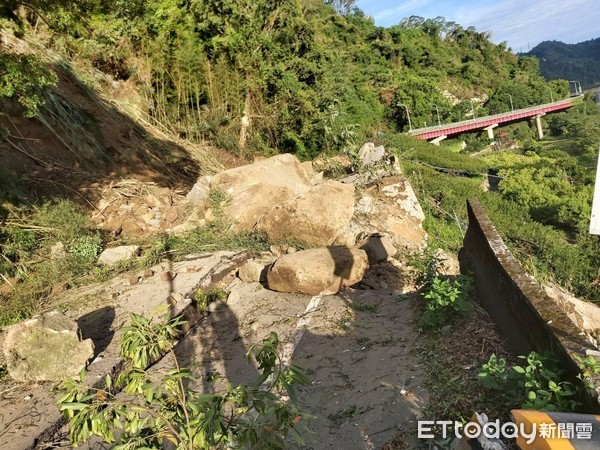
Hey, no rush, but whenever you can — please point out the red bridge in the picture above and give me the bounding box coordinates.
[408,95,583,144]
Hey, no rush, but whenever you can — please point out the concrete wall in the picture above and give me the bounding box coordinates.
[459,198,599,410]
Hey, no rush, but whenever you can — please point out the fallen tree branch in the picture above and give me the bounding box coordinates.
[4,138,51,168]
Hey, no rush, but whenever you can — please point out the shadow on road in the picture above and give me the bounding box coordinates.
[77,305,116,358]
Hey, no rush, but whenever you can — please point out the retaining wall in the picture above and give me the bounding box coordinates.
[459,198,599,411]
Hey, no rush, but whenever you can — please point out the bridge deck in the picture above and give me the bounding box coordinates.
[408,95,583,140]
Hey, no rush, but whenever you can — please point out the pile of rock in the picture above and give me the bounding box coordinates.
[212,143,428,295]
[92,144,426,254]
[341,174,427,251]
[92,180,205,237]
[1,143,431,386]
[91,144,427,294]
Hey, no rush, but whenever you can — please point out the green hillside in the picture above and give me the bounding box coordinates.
[1,3,568,159]
[524,38,600,88]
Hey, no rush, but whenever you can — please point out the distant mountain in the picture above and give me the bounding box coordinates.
[523,38,600,88]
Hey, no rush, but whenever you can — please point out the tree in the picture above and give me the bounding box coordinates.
[0,53,57,116]
[325,0,357,15]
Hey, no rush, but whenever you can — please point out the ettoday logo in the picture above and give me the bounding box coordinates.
[418,419,593,444]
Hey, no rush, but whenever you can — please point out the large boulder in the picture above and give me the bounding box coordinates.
[267,246,369,295]
[340,175,427,251]
[98,245,141,265]
[3,311,94,382]
[544,283,600,349]
[210,154,313,231]
[257,180,355,246]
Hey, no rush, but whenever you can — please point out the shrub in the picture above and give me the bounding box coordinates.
[421,276,471,330]
[385,134,488,176]
[406,247,444,288]
[1,228,37,264]
[0,53,58,116]
[401,148,600,301]
[478,352,580,412]
[59,314,310,449]
[195,288,228,312]
[575,355,600,390]
[68,234,102,261]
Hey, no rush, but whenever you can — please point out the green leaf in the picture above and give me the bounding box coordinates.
[60,402,90,411]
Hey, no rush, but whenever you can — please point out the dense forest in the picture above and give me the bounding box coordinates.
[0,0,599,319]
[524,38,600,88]
[1,0,568,159]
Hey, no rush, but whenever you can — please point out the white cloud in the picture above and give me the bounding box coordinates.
[369,0,432,22]
[357,0,600,51]
[449,0,595,50]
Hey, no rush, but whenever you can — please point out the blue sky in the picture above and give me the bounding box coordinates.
[356,0,600,52]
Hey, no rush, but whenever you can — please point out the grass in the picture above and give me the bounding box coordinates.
[440,140,465,154]
[406,248,517,432]
[0,197,273,328]
[419,304,516,424]
[194,287,228,313]
[401,161,478,253]
[1,199,103,326]
[382,133,489,177]
[392,134,600,301]
[352,302,379,313]
[541,136,577,155]
[333,310,354,334]
[328,405,358,426]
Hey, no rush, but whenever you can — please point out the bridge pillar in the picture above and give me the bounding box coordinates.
[430,135,447,146]
[483,124,498,140]
[534,114,545,139]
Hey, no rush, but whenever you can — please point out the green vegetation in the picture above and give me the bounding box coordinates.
[0,198,270,327]
[391,98,600,301]
[414,248,586,431]
[194,288,228,313]
[0,53,58,116]
[478,352,579,412]
[0,200,102,325]
[575,355,600,390]
[2,2,567,159]
[413,248,514,425]
[388,134,488,176]
[421,276,471,330]
[524,38,600,88]
[59,314,309,449]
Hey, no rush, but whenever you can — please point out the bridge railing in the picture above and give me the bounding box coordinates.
[407,95,583,136]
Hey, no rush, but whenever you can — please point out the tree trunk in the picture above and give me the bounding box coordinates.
[239,91,252,150]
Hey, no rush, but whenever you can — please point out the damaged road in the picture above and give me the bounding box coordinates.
[160,260,427,450]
